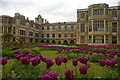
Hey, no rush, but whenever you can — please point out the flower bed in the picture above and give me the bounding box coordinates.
[1,44,120,79]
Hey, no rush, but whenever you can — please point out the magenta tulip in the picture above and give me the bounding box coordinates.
[55,57,62,66]
[13,50,20,54]
[14,54,23,60]
[84,57,89,64]
[99,60,106,66]
[31,57,40,66]
[62,57,68,63]
[45,59,54,70]
[40,72,58,80]
[20,57,30,65]
[64,70,74,79]
[78,57,89,64]
[109,60,116,67]
[105,60,110,66]
[79,65,90,75]
[117,53,120,57]
[111,59,117,64]
[72,59,78,66]
[0,57,8,65]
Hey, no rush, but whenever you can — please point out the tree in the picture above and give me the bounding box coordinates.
[2,33,18,42]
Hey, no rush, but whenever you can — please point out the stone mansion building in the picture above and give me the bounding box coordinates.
[0,3,120,45]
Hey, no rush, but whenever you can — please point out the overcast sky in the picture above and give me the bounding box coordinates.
[0,0,120,23]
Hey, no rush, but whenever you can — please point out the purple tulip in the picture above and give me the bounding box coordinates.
[31,57,40,66]
[99,60,106,66]
[84,57,89,64]
[13,50,20,54]
[109,60,116,67]
[40,75,51,80]
[14,54,23,60]
[111,59,117,64]
[45,59,54,70]
[72,59,78,66]
[27,53,35,58]
[46,72,58,79]
[62,57,68,63]
[56,59,62,66]
[42,57,48,62]
[55,57,62,66]
[23,51,30,54]
[38,54,44,60]
[0,57,8,65]
[117,53,120,57]
[64,70,74,79]
[79,65,90,75]
[78,57,84,62]
[108,53,114,58]
[105,60,110,66]
[34,56,41,64]
[40,72,58,80]
[20,57,30,65]
[78,57,89,64]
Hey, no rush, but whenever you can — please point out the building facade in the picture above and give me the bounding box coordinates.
[0,3,120,45]
[77,3,120,45]
[40,22,77,44]
[0,13,41,43]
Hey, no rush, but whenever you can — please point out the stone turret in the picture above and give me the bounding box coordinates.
[35,14,44,24]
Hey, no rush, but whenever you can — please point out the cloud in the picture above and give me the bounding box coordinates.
[0,0,120,23]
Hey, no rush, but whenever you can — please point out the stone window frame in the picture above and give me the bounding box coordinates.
[47,34,49,38]
[80,23,85,33]
[93,20,104,31]
[80,13,85,19]
[64,33,67,37]
[52,34,55,37]
[29,32,33,36]
[35,33,39,37]
[112,22,117,32]
[20,30,26,35]
[93,36,104,43]
[93,8,104,15]
[70,33,74,37]
[58,34,61,37]
[41,34,44,38]
[112,10,117,17]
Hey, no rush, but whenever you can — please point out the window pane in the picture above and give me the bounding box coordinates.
[93,21,104,31]
[93,36,104,43]
[93,9,104,15]
[112,11,117,17]
[89,21,92,31]
[80,13,85,19]
[112,22,117,32]
[80,24,85,33]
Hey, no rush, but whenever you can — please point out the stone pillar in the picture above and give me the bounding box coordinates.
[11,27,13,35]
[104,35,106,44]
[92,20,93,31]
[92,35,93,43]
[104,20,106,31]
[7,27,8,33]
[3,26,4,34]
[109,36,112,44]
[118,21,120,44]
